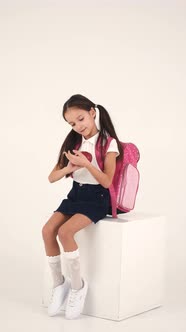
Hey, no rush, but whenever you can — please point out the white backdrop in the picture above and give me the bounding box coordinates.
[0,0,186,307]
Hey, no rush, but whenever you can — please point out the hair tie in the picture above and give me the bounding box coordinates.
[94,105,100,130]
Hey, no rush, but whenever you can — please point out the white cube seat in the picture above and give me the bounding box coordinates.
[42,212,166,321]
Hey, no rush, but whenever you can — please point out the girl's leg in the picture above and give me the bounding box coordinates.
[42,212,71,288]
[58,213,92,290]
[57,213,92,319]
[42,211,71,256]
[57,213,92,252]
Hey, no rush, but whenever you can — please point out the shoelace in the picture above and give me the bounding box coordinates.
[49,279,66,303]
[49,289,55,303]
[68,290,83,307]
[49,286,59,303]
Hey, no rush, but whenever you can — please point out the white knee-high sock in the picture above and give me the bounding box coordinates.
[48,254,64,288]
[63,248,83,290]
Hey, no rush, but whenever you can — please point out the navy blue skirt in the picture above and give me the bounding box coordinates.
[53,181,110,223]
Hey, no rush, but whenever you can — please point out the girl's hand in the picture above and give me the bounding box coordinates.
[66,161,82,174]
[64,150,91,168]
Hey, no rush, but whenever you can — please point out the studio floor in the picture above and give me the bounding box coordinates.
[0,280,185,332]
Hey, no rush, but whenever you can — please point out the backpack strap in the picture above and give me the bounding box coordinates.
[95,135,112,169]
[108,184,118,218]
[104,137,118,217]
[96,136,118,218]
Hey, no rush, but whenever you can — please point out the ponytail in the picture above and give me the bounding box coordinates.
[56,130,82,171]
[97,105,123,160]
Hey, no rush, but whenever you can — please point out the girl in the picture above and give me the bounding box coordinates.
[42,94,123,320]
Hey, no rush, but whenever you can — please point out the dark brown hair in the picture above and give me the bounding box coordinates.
[56,94,123,172]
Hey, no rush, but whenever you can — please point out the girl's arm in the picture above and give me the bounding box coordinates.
[65,150,117,188]
[48,163,81,183]
[48,164,69,183]
[85,152,117,188]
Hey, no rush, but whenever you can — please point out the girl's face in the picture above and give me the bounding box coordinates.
[64,107,98,139]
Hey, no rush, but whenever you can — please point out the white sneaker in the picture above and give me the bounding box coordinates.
[65,279,88,319]
[48,277,71,316]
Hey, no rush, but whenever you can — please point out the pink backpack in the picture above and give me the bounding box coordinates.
[74,136,140,218]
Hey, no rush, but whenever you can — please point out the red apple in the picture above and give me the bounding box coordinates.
[81,151,92,162]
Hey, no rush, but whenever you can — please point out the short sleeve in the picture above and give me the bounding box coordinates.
[106,138,120,157]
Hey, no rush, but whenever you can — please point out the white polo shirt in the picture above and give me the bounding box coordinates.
[73,132,119,184]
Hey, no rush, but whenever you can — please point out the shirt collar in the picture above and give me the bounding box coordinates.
[82,131,100,145]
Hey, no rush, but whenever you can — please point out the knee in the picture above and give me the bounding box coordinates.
[57,226,73,242]
[42,223,57,242]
